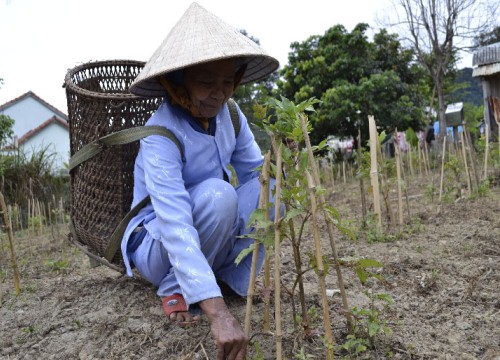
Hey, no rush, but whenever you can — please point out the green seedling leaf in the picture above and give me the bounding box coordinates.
[368,321,381,338]
[358,259,384,268]
[234,243,256,265]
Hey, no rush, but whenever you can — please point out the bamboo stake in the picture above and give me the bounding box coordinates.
[27,199,31,237]
[299,113,353,333]
[273,144,283,360]
[244,152,271,337]
[438,135,447,204]
[306,171,335,359]
[394,129,404,226]
[0,192,20,296]
[357,128,367,224]
[423,141,431,175]
[408,145,414,176]
[377,145,396,228]
[368,116,382,228]
[37,200,43,235]
[464,128,479,190]
[460,132,472,197]
[418,144,423,176]
[342,161,346,184]
[483,124,489,180]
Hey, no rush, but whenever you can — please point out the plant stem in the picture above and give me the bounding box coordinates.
[306,171,335,359]
[273,144,283,360]
[368,116,382,228]
[299,112,353,334]
[244,152,271,337]
[0,191,21,296]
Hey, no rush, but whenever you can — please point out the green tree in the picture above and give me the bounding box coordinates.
[0,78,15,147]
[0,114,14,148]
[276,24,424,144]
[473,26,500,48]
[231,30,279,150]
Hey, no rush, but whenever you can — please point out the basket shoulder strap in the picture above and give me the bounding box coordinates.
[104,195,151,262]
[69,125,184,171]
[227,98,240,138]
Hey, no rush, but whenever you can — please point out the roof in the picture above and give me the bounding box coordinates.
[3,115,69,150]
[0,91,67,120]
[473,42,500,67]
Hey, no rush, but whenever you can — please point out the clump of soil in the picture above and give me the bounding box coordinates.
[1,178,499,359]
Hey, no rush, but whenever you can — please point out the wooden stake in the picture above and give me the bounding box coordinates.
[0,192,20,296]
[244,152,271,337]
[438,135,447,204]
[357,128,367,224]
[299,113,353,333]
[273,144,283,360]
[460,132,472,197]
[483,124,489,180]
[306,171,335,359]
[394,129,404,226]
[342,161,346,184]
[418,144,423,176]
[368,116,382,228]
[464,127,479,190]
[408,145,414,176]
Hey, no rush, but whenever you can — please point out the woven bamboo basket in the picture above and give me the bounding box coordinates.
[64,60,162,271]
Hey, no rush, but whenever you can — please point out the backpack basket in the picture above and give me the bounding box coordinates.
[64,60,163,271]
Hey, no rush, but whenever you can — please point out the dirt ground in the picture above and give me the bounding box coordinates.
[1,172,499,360]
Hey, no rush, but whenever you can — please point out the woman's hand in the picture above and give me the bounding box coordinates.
[199,297,248,360]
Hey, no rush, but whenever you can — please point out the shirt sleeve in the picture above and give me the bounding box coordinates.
[139,134,222,304]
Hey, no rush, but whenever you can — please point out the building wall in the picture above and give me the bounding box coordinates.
[1,96,61,138]
[19,122,70,174]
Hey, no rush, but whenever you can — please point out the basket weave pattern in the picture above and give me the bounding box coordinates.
[65,60,162,266]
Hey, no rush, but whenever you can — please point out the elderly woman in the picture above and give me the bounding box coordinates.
[121,3,279,359]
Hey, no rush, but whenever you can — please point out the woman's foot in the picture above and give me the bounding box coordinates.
[162,294,201,327]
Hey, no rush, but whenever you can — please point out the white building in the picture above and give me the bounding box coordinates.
[0,91,69,174]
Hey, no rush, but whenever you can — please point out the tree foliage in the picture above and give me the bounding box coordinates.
[275,23,424,145]
[473,26,500,48]
[231,30,278,151]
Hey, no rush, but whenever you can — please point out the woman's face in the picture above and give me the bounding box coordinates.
[183,59,237,118]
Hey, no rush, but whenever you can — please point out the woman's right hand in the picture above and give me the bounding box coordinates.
[199,297,248,360]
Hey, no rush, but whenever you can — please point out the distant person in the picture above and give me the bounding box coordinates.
[120,3,279,359]
[426,125,435,149]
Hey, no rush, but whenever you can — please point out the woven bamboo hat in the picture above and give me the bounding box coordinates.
[129,2,279,97]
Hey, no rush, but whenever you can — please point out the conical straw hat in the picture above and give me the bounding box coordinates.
[130,2,279,97]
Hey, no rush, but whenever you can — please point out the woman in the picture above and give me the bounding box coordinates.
[121,3,279,359]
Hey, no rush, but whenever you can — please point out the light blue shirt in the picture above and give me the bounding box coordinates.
[120,100,263,300]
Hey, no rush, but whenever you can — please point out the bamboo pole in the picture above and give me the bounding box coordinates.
[464,128,479,190]
[394,129,404,226]
[438,135,447,204]
[368,116,382,228]
[244,152,271,337]
[0,192,20,296]
[357,128,367,224]
[273,145,283,360]
[408,145,414,176]
[418,144,423,176]
[483,124,489,180]
[423,141,431,175]
[460,132,472,197]
[299,113,353,333]
[342,161,346,184]
[306,171,335,359]
[377,145,396,228]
